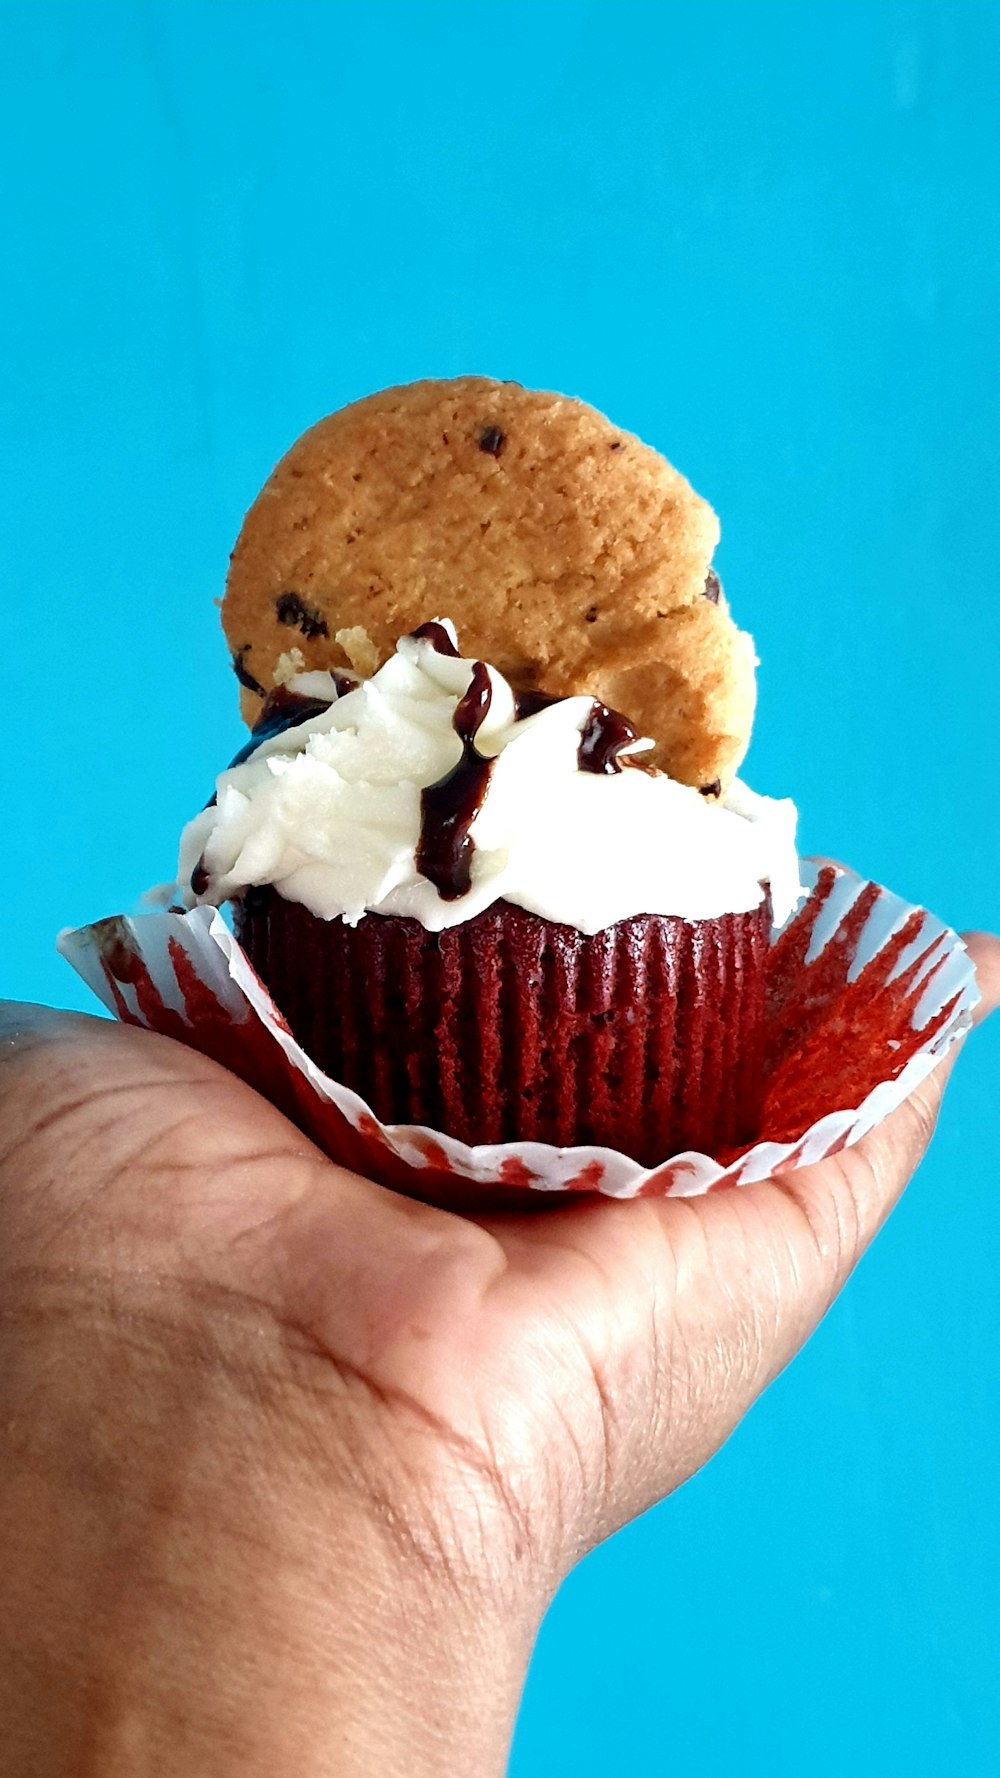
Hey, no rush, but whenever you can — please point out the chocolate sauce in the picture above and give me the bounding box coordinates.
[516,686,645,776]
[408,620,460,657]
[512,687,562,721]
[417,662,495,900]
[577,701,643,775]
[202,679,356,816]
[223,683,345,772]
[413,627,563,726]
[224,624,652,909]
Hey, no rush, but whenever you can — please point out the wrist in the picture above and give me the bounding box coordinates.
[0,1269,541,1777]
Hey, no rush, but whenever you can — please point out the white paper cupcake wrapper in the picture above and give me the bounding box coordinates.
[58,861,978,1203]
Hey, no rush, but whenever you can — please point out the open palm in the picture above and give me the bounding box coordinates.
[4,932,997,1599]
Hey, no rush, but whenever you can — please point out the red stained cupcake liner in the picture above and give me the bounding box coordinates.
[233,891,770,1165]
[58,863,979,1205]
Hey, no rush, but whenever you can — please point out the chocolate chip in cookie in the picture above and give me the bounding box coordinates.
[478,425,506,457]
[275,592,330,639]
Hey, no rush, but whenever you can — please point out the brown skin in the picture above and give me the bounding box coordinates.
[2,931,999,1777]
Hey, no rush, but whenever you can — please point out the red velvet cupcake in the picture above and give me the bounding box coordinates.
[178,380,802,1167]
[233,891,770,1166]
[180,622,800,1166]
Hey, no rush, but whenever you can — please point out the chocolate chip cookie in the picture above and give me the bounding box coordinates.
[222,377,755,789]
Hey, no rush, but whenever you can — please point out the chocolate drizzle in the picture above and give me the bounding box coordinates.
[417,662,495,900]
[512,687,562,721]
[222,617,655,913]
[516,688,644,775]
[198,679,354,878]
[416,663,650,901]
[225,681,353,772]
[408,620,461,656]
[577,701,643,775]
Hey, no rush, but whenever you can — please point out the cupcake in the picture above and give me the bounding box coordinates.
[177,378,801,1166]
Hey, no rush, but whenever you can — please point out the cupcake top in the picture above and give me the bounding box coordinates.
[180,379,801,937]
[178,621,801,935]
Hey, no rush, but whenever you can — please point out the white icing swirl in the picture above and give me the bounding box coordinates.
[177,624,802,934]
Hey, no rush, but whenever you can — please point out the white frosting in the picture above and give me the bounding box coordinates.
[178,624,802,934]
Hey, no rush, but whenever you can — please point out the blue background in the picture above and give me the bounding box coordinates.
[2,3,998,1771]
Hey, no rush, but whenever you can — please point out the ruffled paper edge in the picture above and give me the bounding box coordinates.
[57,861,979,1201]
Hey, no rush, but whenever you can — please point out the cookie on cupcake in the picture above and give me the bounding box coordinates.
[223,377,756,794]
[178,378,798,1165]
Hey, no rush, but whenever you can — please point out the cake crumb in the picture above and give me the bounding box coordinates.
[335,625,379,677]
[272,647,306,686]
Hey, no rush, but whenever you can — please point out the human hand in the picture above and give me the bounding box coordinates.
[2,931,998,1777]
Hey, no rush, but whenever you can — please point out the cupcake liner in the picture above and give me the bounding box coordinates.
[234,890,769,1164]
[57,863,979,1204]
